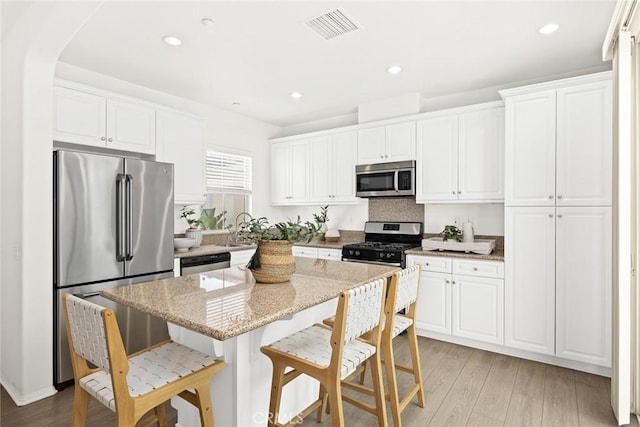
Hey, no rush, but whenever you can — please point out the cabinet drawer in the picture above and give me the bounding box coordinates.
[408,255,452,273]
[318,248,342,261]
[453,259,504,278]
[292,246,318,258]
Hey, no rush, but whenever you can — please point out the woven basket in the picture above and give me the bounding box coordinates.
[250,240,296,284]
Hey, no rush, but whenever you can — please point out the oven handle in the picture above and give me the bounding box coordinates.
[341,257,402,267]
[394,170,399,192]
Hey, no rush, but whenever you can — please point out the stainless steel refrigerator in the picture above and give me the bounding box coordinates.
[53,150,174,389]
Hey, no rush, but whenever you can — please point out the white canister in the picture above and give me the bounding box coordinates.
[462,221,474,243]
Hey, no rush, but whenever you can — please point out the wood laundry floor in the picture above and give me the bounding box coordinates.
[1,337,620,426]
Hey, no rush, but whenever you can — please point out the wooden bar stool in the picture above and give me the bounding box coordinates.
[325,265,425,427]
[260,279,388,427]
[63,293,226,427]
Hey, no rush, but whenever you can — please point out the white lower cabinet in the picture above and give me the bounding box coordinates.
[407,255,504,345]
[230,249,256,267]
[505,206,612,367]
[292,246,342,261]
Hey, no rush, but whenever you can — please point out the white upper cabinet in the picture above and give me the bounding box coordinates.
[53,85,106,147]
[156,111,205,205]
[556,81,613,207]
[457,107,504,201]
[271,140,309,205]
[357,121,416,164]
[503,76,612,207]
[416,116,458,201]
[417,103,504,203]
[54,83,156,154]
[309,131,358,204]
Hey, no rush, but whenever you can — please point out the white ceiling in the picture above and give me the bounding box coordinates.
[8,1,617,127]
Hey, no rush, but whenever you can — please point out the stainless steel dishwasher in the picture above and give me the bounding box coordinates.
[180,252,231,275]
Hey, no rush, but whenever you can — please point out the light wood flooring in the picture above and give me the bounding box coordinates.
[1,337,619,426]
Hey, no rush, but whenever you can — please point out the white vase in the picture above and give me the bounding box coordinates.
[185,229,203,247]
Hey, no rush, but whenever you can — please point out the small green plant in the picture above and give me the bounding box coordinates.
[441,224,462,242]
[200,208,230,230]
[179,206,203,230]
[313,205,329,224]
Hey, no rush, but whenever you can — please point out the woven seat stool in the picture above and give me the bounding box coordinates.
[261,279,388,427]
[63,293,226,427]
[323,265,425,427]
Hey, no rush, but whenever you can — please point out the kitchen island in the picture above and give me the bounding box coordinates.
[102,257,399,427]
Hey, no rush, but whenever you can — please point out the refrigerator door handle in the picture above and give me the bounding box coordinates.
[125,174,134,261]
[116,174,126,262]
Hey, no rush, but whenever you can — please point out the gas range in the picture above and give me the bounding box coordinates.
[342,221,423,267]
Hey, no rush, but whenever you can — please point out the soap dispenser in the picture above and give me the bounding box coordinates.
[462,220,475,243]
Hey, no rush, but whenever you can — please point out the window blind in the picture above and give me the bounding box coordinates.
[205,151,252,194]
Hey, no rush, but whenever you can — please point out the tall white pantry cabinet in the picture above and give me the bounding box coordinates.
[501,72,612,369]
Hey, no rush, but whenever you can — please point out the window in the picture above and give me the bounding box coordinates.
[203,151,252,231]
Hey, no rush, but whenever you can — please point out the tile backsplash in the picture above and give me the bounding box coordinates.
[368,197,424,222]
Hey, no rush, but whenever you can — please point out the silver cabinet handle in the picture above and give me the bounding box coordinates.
[452,280,456,285]
[557,195,563,199]
[548,195,553,199]
[108,137,113,142]
[549,214,553,218]
[473,267,478,271]
[100,136,106,141]
[452,191,456,195]
[557,214,563,218]
[424,262,429,266]
[380,155,384,159]
[445,280,450,284]
[458,191,461,194]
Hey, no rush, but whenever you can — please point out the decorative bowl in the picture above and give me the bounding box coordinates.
[174,238,196,252]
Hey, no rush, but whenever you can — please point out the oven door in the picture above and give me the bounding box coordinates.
[342,257,402,267]
[355,162,415,198]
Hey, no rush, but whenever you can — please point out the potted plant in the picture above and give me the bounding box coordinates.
[236,212,323,283]
[180,206,204,247]
[441,224,462,242]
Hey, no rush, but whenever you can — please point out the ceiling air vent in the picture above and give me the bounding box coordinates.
[304,8,361,40]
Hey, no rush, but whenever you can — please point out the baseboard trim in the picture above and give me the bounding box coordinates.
[0,377,57,406]
[417,329,612,377]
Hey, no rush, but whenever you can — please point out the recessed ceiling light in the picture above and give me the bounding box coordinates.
[387,65,402,75]
[538,23,559,35]
[290,92,303,100]
[201,18,215,27]
[162,35,183,46]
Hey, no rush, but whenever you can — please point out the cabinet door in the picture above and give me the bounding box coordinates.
[357,127,386,164]
[458,107,504,201]
[53,85,106,147]
[270,142,290,204]
[385,121,416,162]
[556,81,612,206]
[415,271,451,334]
[230,249,256,267]
[309,136,332,202]
[504,91,556,206]
[556,207,611,367]
[452,274,504,344]
[156,111,205,204]
[416,116,458,202]
[504,207,556,355]
[289,141,309,203]
[331,131,358,202]
[106,98,156,154]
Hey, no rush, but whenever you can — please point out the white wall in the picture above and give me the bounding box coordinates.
[1,2,102,405]
[55,62,282,234]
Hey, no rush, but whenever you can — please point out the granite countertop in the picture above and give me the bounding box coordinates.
[102,257,399,341]
[292,238,362,250]
[174,244,256,258]
[405,247,504,261]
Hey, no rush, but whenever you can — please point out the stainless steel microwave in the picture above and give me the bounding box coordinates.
[355,160,416,198]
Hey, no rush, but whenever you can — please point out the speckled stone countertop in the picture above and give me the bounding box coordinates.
[102,257,399,341]
[293,238,362,250]
[174,244,256,259]
[406,247,504,261]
